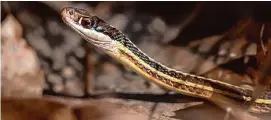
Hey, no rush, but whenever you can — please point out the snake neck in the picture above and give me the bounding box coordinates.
[90,19,253,101]
[119,38,254,100]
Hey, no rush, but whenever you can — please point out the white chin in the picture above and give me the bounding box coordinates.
[64,17,119,54]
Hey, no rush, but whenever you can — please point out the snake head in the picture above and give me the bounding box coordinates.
[61,7,119,53]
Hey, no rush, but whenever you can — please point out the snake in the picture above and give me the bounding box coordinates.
[61,7,271,113]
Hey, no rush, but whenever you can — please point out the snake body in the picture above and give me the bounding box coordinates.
[61,7,271,113]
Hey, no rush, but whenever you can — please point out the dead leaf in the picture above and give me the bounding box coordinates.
[1,15,45,98]
[2,98,76,120]
[2,97,149,120]
[202,56,257,86]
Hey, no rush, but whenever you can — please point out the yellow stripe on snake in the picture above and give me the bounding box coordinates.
[61,7,271,113]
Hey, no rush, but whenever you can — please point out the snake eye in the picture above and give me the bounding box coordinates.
[80,18,93,28]
[68,10,74,15]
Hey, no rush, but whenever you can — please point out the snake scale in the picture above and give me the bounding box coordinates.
[61,7,271,113]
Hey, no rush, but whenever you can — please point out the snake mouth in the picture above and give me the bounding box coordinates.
[62,15,116,53]
[61,7,113,46]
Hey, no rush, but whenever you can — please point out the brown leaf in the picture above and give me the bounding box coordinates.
[1,15,45,98]
[2,97,149,120]
[2,98,76,120]
[246,22,271,103]
[202,56,257,86]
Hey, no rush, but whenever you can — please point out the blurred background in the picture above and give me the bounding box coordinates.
[1,1,271,120]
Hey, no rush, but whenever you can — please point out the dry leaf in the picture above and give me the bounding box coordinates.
[2,98,76,120]
[1,15,45,98]
[2,97,149,120]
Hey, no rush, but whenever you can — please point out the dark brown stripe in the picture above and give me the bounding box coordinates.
[93,19,251,100]
[119,49,250,101]
[118,40,251,98]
